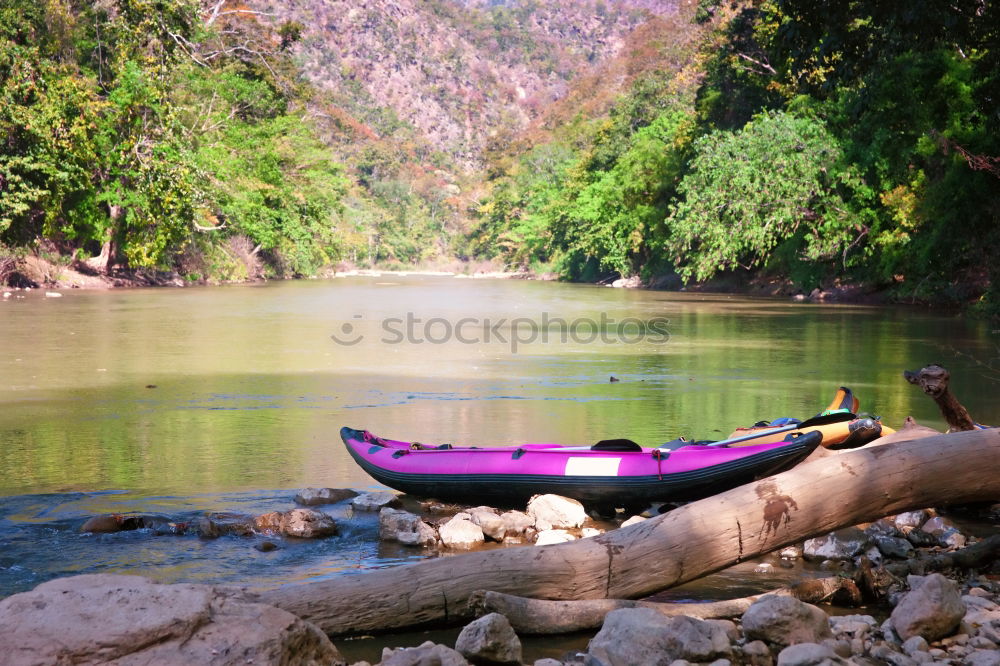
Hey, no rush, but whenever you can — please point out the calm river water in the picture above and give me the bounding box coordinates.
[1,276,997,653]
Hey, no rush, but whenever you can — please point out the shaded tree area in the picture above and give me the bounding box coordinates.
[472,0,1000,315]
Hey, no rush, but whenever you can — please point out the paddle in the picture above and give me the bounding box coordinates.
[700,410,857,448]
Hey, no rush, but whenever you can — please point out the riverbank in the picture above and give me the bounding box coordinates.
[3,249,989,314]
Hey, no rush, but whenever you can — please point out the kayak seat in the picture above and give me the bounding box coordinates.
[656,437,690,451]
[591,438,642,452]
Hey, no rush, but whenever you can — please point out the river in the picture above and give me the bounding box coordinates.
[1,276,997,656]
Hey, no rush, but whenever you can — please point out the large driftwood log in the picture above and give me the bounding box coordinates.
[904,364,977,431]
[468,577,860,634]
[259,429,1000,636]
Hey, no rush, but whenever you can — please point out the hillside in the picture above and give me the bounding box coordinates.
[248,0,681,169]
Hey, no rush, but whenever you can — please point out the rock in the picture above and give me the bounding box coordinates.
[828,614,877,639]
[775,642,846,666]
[870,644,917,666]
[864,518,899,537]
[535,529,576,546]
[294,487,358,506]
[254,509,336,538]
[581,527,603,538]
[890,573,966,641]
[904,528,939,548]
[620,515,646,528]
[468,507,506,541]
[0,574,343,666]
[780,547,802,560]
[965,650,1000,666]
[499,510,534,535]
[901,635,928,655]
[281,508,337,538]
[255,540,279,552]
[351,492,402,511]
[533,660,563,666]
[196,512,256,538]
[803,527,868,560]
[587,608,732,664]
[454,612,522,665]
[754,563,774,574]
[875,535,916,559]
[526,494,587,529]
[80,514,125,533]
[820,638,851,658]
[611,276,642,288]
[741,596,833,647]
[380,508,438,547]
[381,640,470,666]
[741,640,773,666]
[894,510,929,532]
[439,516,485,549]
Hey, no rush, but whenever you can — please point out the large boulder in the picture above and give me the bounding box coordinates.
[526,494,586,529]
[803,527,868,561]
[0,574,343,666]
[587,608,732,665]
[741,596,833,647]
[254,508,337,538]
[380,640,470,666]
[294,487,358,506]
[890,573,966,641]
[454,613,522,665]
[439,515,486,549]
[379,508,438,547]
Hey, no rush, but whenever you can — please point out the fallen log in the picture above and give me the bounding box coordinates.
[258,429,1000,636]
[468,577,859,634]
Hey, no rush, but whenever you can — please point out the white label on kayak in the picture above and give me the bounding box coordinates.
[565,457,621,476]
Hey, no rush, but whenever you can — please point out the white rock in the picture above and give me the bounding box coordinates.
[581,527,603,538]
[803,527,868,560]
[526,494,586,529]
[499,510,534,535]
[776,642,847,666]
[534,529,576,546]
[894,510,929,531]
[467,506,506,541]
[44,291,62,298]
[439,516,485,549]
[588,608,732,664]
[620,515,646,528]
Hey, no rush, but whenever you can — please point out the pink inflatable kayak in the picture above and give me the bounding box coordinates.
[340,426,822,507]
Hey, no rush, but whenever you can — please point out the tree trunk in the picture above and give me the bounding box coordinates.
[904,364,977,431]
[258,429,1000,636]
[469,577,860,634]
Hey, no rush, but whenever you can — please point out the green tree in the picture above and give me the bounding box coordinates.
[666,110,866,282]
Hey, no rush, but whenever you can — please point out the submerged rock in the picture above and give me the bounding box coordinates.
[0,574,343,666]
[293,487,358,506]
[254,508,336,539]
[351,492,402,511]
[196,512,256,538]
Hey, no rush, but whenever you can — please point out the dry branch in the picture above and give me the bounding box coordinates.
[904,364,977,431]
[258,429,1000,636]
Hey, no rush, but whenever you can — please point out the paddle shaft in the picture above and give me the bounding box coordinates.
[703,412,855,448]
